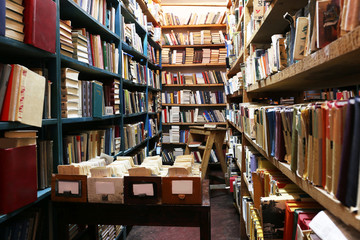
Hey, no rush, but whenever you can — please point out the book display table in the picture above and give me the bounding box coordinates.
[53,180,211,240]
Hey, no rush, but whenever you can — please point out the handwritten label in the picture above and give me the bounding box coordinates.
[58,181,79,194]
[133,184,154,196]
[95,182,115,195]
[172,180,193,195]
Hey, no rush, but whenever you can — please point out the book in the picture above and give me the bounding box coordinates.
[92,80,103,118]
[23,0,56,53]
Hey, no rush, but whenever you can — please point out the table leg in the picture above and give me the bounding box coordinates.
[200,209,211,240]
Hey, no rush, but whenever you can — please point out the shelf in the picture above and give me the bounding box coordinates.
[162,122,227,126]
[243,133,360,231]
[148,35,162,50]
[227,120,242,133]
[162,44,225,48]
[161,24,227,29]
[162,103,227,107]
[0,36,55,60]
[246,0,307,46]
[243,172,254,200]
[61,55,119,79]
[121,42,148,62]
[162,142,187,146]
[59,0,120,43]
[123,138,148,155]
[227,90,243,99]
[227,49,244,78]
[120,4,147,36]
[122,79,147,88]
[236,12,244,32]
[148,86,161,92]
[148,111,161,115]
[163,84,223,87]
[0,188,51,224]
[247,26,360,92]
[149,130,162,140]
[62,115,121,124]
[123,112,147,118]
[136,0,161,27]
[147,60,161,70]
[0,119,58,130]
[162,63,226,68]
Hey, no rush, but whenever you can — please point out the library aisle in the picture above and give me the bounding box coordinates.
[126,190,241,240]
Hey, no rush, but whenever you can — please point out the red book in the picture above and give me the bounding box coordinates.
[23,0,56,53]
[0,145,37,214]
[0,65,15,121]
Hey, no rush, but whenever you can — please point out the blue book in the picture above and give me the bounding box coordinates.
[92,81,103,118]
[148,119,152,137]
[0,0,4,36]
[266,109,276,157]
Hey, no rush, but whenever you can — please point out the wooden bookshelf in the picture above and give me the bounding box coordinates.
[243,133,360,231]
[162,122,227,126]
[163,84,223,87]
[162,63,226,68]
[246,26,360,92]
[162,44,225,48]
[243,172,254,201]
[227,120,242,133]
[136,0,161,27]
[162,103,227,107]
[161,24,226,29]
[227,90,243,99]
[227,49,244,78]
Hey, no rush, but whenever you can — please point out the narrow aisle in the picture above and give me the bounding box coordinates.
[126,190,241,240]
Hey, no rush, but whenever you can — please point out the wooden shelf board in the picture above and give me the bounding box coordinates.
[236,12,244,32]
[161,24,227,29]
[227,120,242,133]
[61,55,119,79]
[162,63,226,68]
[60,0,120,43]
[246,0,308,46]
[136,0,161,27]
[162,142,186,145]
[227,90,243,99]
[162,122,227,126]
[247,26,360,92]
[162,44,225,48]
[162,104,227,107]
[227,49,244,78]
[243,133,360,231]
[163,84,223,87]
[243,172,254,200]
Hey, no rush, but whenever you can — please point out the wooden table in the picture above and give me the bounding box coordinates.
[53,180,211,240]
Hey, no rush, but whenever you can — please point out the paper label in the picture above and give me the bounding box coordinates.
[58,181,79,194]
[133,183,154,196]
[95,182,115,195]
[172,180,193,194]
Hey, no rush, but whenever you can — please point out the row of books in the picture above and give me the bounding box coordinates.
[123,121,145,150]
[122,52,146,85]
[130,147,147,165]
[148,117,159,138]
[60,20,119,73]
[245,0,360,87]
[148,91,161,113]
[227,30,244,67]
[123,22,143,54]
[147,43,160,64]
[122,0,148,29]
[162,126,189,144]
[162,70,226,85]
[97,225,123,240]
[162,11,226,26]
[63,126,120,165]
[147,68,160,89]
[162,148,182,164]
[0,64,45,127]
[1,0,56,53]
[162,30,226,45]
[237,98,360,211]
[162,48,226,64]
[73,0,117,33]
[123,90,146,115]
[161,90,226,105]
[162,107,226,123]
[224,71,243,95]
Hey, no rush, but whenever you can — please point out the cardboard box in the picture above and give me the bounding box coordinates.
[51,174,87,202]
[162,177,202,205]
[87,177,124,204]
[124,176,162,204]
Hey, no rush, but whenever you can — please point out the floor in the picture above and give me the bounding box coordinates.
[125,189,241,240]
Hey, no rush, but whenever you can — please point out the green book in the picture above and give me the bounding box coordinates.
[102,41,108,71]
[92,81,103,118]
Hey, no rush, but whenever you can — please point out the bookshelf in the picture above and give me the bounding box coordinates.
[163,44,226,48]
[226,0,360,238]
[0,0,162,238]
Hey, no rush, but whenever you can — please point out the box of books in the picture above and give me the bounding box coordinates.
[51,174,87,203]
[87,177,124,204]
[162,176,202,205]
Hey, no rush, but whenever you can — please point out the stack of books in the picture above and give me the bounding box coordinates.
[103,79,120,115]
[72,29,89,64]
[61,68,80,118]
[4,0,24,42]
[185,48,194,64]
[210,49,219,63]
[219,48,227,63]
[180,90,192,104]
[175,50,184,64]
[170,125,180,143]
[192,31,201,45]
[59,20,74,58]
[203,48,211,63]
[201,30,211,44]
[211,32,222,44]
[170,106,180,122]
[193,49,203,63]
[161,48,170,64]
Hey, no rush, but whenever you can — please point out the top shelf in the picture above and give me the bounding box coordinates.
[136,0,161,27]
[161,24,227,30]
[247,26,360,92]
[60,0,120,43]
